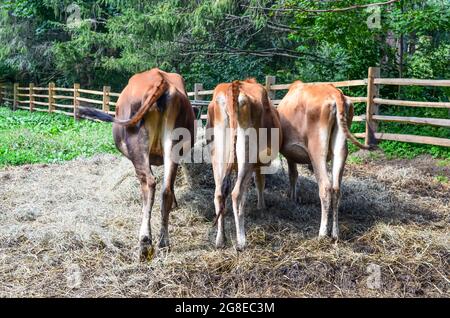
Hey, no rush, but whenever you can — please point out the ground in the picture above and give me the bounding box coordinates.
[0,151,448,297]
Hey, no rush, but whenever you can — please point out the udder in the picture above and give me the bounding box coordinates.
[281,139,311,164]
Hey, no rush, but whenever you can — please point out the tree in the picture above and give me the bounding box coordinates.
[0,0,448,89]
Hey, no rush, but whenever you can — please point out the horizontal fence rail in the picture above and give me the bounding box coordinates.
[0,67,449,148]
[354,133,450,147]
[0,82,118,120]
[373,98,450,109]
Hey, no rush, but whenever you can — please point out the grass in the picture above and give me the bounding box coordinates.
[347,155,363,165]
[435,175,449,184]
[349,117,450,160]
[347,137,450,160]
[437,159,450,167]
[0,106,118,167]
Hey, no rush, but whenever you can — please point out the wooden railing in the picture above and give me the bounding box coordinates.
[1,66,449,147]
[0,82,119,119]
[189,69,450,147]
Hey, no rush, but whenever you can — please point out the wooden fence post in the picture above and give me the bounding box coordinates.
[48,82,55,113]
[29,83,34,112]
[265,75,276,100]
[194,83,203,101]
[102,86,111,113]
[365,67,380,146]
[73,83,80,120]
[13,83,19,111]
[194,83,204,118]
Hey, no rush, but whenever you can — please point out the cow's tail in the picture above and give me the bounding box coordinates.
[225,80,240,176]
[77,107,115,122]
[335,93,375,150]
[77,77,168,127]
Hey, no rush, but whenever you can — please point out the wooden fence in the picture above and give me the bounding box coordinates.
[1,67,449,147]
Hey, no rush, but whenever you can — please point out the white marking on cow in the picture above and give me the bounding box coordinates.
[216,93,227,111]
[162,127,173,187]
[139,205,151,241]
[238,93,247,107]
[236,126,246,164]
[139,170,152,244]
[214,93,230,168]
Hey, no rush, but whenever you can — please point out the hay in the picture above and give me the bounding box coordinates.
[0,153,448,297]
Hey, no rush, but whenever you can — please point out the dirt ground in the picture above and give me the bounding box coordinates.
[0,151,448,297]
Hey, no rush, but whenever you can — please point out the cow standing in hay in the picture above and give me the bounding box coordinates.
[207,79,282,250]
[278,81,374,240]
[78,68,195,261]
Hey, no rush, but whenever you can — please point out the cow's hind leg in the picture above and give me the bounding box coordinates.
[232,164,253,250]
[210,124,233,248]
[159,158,178,249]
[313,159,332,238]
[213,174,230,248]
[211,148,232,248]
[134,160,156,261]
[330,126,347,240]
[254,167,266,209]
[287,159,299,202]
[309,128,332,238]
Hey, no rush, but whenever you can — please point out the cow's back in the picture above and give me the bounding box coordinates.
[278,82,346,163]
[239,81,282,161]
[113,68,194,164]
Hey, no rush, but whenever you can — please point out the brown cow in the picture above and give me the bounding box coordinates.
[78,68,195,260]
[278,81,373,240]
[207,79,282,250]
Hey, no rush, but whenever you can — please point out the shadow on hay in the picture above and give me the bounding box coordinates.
[179,160,441,245]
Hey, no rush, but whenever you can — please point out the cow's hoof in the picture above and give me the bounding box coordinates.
[158,237,170,249]
[317,234,334,245]
[317,233,330,242]
[257,201,266,210]
[331,231,339,243]
[215,239,226,249]
[139,244,155,262]
[235,243,246,252]
[171,195,178,209]
[289,193,300,204]
[318,226,329,238]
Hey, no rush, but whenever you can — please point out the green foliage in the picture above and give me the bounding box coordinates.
[347,154,363,165]
[348,120,450,159]
[348,139,449,159]
[1,0,449,87]
[434,175,448,184]
[437,159,450,167]
[0,107,117,166]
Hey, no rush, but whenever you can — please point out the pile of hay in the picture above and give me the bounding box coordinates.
[0,150,448,297]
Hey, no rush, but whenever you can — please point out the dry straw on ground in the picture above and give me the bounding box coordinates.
[0,148,448,297]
